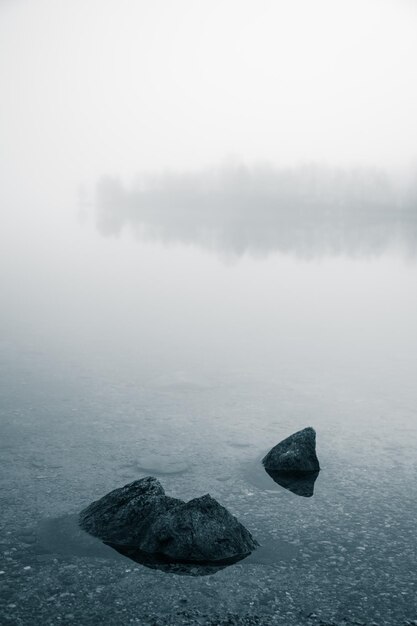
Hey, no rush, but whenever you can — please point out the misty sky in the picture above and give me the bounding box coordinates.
[1,0,417,202]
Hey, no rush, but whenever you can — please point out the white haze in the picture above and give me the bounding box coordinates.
[1,0,417,191]
[0,0,417,382]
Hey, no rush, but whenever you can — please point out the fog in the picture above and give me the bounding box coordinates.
[1,0,417,281]
[1,0,416,442]
[1,0,417,198]
[1,0,415,365]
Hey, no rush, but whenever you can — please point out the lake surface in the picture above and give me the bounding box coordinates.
[1,205,417,625]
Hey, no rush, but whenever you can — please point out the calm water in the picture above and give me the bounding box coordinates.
[1,209,417,625]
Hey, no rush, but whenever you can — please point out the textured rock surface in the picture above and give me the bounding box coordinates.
[262,427,320,473]
[79,477,258,563]
[140,494,258,561]
[79,477,182,545]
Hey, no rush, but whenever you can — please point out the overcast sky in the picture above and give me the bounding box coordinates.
[1,0,417,205]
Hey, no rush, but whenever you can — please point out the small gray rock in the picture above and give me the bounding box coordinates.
[262,426,320,473]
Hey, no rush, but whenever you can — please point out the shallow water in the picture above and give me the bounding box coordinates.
[1,229,417,624]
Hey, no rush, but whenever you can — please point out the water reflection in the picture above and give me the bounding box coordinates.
[95,164,417,258]
[264,468,320,497]
[35,515,249,576]
[107,543,250,576]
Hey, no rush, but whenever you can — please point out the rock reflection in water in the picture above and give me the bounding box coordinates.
[106,543,250,576]
[264,468,319,497]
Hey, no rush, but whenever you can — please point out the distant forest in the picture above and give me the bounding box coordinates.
[95,165,417,257]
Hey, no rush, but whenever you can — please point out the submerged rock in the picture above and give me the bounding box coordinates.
[262,427,320,473]
[79,477,258,563]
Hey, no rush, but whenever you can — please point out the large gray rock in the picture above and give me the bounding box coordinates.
[262,427,320,473]
[79,477,182,545]
[79,477,258,563]
[139,493,257,561]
